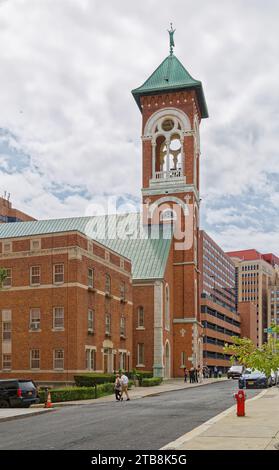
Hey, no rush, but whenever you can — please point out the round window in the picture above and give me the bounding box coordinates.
[162,119,174,131]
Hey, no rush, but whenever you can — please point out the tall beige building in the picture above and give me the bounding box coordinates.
[227,249,278,347]
[268,271,279,340]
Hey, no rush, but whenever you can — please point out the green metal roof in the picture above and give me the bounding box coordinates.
[0,213,172,281]
[132,54,208,118]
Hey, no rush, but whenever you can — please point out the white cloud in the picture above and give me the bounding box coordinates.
[0,0,278,252]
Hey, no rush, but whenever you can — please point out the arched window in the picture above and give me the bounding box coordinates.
[105,274,111,294]
[159,208,177,222]
[120,316,126,337]
[165,284,170,329]
[137,306,144,327]
[153,117,183,179]
[152,116,184,180]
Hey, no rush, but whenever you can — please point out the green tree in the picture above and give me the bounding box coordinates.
[224,324,279,377]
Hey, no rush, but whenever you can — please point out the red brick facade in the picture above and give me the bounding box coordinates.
[137,87,203,377]
[238,301,257,346]
[0,55,209,380]
[0,233,132,384]
[0,196,35,223]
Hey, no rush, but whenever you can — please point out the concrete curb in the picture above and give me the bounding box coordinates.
[0,408,55,424]
[161,388,268,450]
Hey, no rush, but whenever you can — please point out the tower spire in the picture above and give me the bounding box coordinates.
[168,23,175,55]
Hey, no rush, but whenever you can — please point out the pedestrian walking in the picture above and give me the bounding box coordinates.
[194,367,198,383]
[114,374,122,401]
[189,366,195,383]
[203,366,209,379]
[120,373,130,401]
[214,366,218,378]
[218,369,222,379]
[197,365,203,383]
[183,367,188,383]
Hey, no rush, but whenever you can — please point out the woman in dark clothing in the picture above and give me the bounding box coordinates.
[189,367,195,383]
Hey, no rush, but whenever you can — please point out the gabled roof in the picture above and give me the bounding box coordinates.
[132,54,208,118]
[0,213,172,281]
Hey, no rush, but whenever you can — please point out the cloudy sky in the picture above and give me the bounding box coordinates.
[0,0,278,254]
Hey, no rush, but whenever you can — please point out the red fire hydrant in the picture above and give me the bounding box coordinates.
[234,390,246,416]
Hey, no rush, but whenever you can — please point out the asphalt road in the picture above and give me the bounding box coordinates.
[0,381,262,450]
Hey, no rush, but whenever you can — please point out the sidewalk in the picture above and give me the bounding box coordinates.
[0,407,53,423]
[162,386,279,450]
[0,377,225,421]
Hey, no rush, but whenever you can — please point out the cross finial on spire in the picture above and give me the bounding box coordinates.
[168,23,175,55]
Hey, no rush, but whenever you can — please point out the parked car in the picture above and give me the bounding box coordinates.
[227,365,244,379]
[239,369,273,389]
[0,379,40,408]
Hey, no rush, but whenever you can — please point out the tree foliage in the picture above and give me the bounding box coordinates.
[224,324,279,377]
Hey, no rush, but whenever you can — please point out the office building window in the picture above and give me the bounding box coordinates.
[88,268,94,288]
[54,349,64,370]
[30,349,40,369]
[30,308,41,331]
[2,268,12,287]
[53,307,64,329]
[54,264,64,284]
[30,266,41,285]
[137,343,144,365]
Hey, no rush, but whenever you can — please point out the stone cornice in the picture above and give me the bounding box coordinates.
[1,282,133,305]
[0,245,131,278]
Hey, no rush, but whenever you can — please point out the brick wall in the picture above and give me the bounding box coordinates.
[0,232,132,383]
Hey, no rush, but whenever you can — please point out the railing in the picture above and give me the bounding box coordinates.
[154,169,182,180]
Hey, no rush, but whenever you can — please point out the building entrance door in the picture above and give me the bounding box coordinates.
[103,348,113,373]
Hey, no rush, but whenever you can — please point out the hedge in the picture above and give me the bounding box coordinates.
[74,373,115,387]
[141,377,162,387]
[128,370,153,385]
[38,383,114,403]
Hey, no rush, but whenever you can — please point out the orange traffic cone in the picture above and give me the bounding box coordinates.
[45,390,52,408]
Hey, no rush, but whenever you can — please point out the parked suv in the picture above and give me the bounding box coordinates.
[0,379,40,408]
[238,369,273,389]
[227,365,244,379]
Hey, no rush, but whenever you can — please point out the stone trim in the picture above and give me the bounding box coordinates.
[142,185,200,202]
[0,245,130,278]
[0,283,132,305]
[173,318,202,327]
[0,230,131,262]
[153,281,165,378]
[84,345,97,351]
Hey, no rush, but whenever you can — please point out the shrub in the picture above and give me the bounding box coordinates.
[127,370,153,385]
[74,373,115,387]
[38,383,114,403]
[141,377,162,387]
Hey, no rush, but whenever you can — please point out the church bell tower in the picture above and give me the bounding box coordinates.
[132,26,209,376]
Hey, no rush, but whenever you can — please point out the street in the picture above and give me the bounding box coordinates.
[0,381,262,450]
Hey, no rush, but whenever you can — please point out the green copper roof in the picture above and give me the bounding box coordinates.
[0,213,172,281]
[132,54,208,118]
